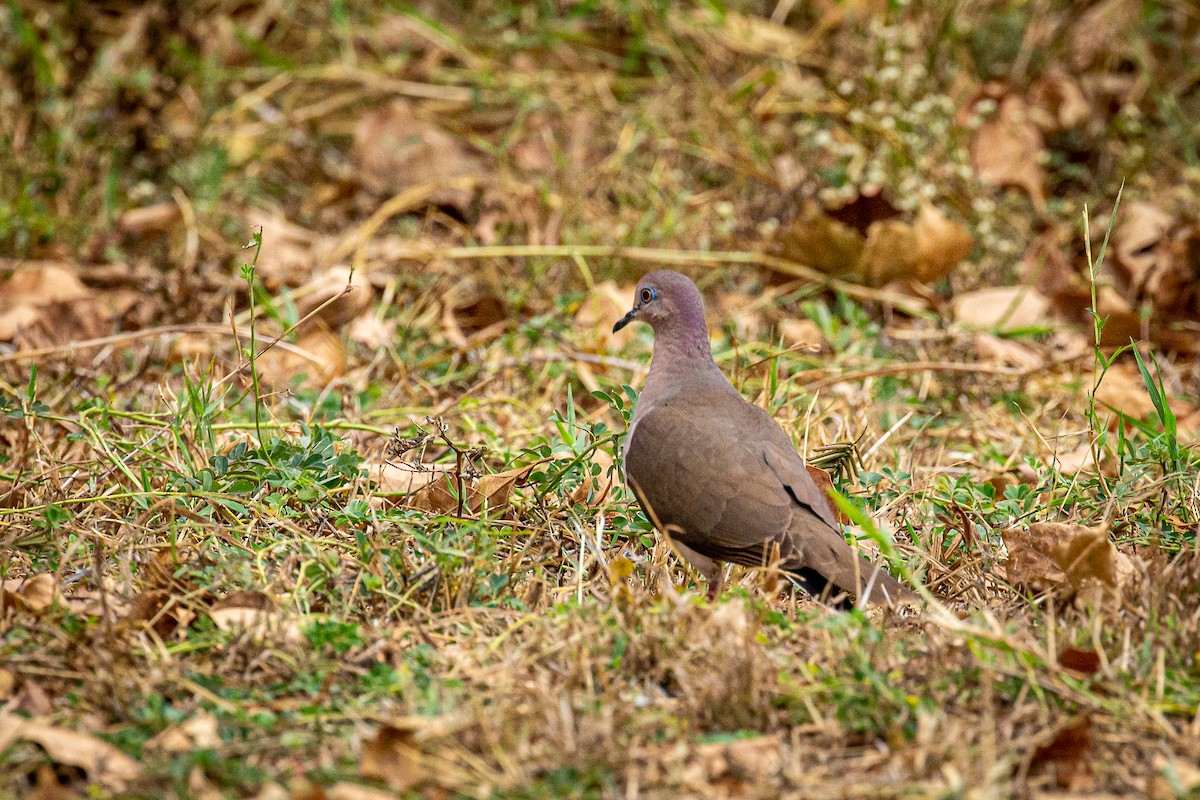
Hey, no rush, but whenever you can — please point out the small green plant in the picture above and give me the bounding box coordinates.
[304,620,362,654]
[171,424,365,518]
[239,230,271,454]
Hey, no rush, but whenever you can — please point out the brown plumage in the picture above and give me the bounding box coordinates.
[614,270,913,607]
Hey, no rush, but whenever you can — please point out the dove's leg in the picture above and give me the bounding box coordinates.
[670,539,724,600]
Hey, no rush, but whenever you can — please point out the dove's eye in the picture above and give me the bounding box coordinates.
[640,287,657,304]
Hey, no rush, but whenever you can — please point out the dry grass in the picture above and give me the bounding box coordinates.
[2,1,1200,798]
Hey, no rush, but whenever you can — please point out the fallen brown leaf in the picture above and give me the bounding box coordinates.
[0,265,109,345]
[1095,362,1198,435]
[825,188,902,235]
[913,203,973,283]
[951,286,1051,332]
[1058,648,1102,676]
[116,202,182,238]
[570,446,615,507]
[773,201,864,277]
[1020,213,1200,352]
[353,100,482,211]
[775,199,971,287]
[297,266,376,329]
[1027,71,1091,132]
[858,219,919,287]
[246,209,322,289]
[804,464,847,524]
[128,589,193,638]
[0,716,143,791]
[1111,203,1199,325]
[257,328,347,389]
[974,333,1042,370]
[441,281,508,349]
[0,574,60,614]
[1114,202,1172,284]
[1048,442,1117,477]
[1149,755,1200,800]
[360,724,425,792]
[1003,522,1136,602]
[144,712,221,753]
[209,607,305,644]
[411,465,531,516]
[971,93,1046,211]
[1031,716,1093,789]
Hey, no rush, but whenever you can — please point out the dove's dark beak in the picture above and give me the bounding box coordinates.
[613,306,639,333]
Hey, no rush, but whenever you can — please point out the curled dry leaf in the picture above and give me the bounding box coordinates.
[974,333,1042,370]
[411,465,533,516]
[0,574,60,614]
[778,318,826,353]
[1058,648,1102,676]
[825,188,903,235]
[144,712,221,753]
[774,201,864,277]
[440,281,508,349]
[1021,208,1200,352]
[1031,716,1093,789]
[774,198,971,287]
[1094,362,1199,439]
[245,209,322,289]
[951,286,1051,332]
[116,201,182,238]
[209,606,305,644]
[1002,522,1136,602]
[297,266,376,329]
[360,724,425,792]
[1114,202,1172,285]
[0,715,143,791]
[913,203,973,283]
[0,265,110,345]
[1111,202,1200,327]
[1149,755,1200,800]
[1027,71,1091,132]
[1067,0,1139,70]
[128,589,194,638]
[256,328,347,389]
[352,100,482,211]
[327,782,404,800]
[570,446,615,507]
[858,219,919,287]
[371,463,456,499]
[970,93,1046,211]
[804,464,847,524]
[1048,442,1118,478]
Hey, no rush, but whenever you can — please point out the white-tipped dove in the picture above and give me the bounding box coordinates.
[614,270,912,607]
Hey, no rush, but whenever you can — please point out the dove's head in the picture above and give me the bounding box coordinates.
[612,270,707,338]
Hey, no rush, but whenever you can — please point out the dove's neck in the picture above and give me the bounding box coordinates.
[635,324,729,423]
